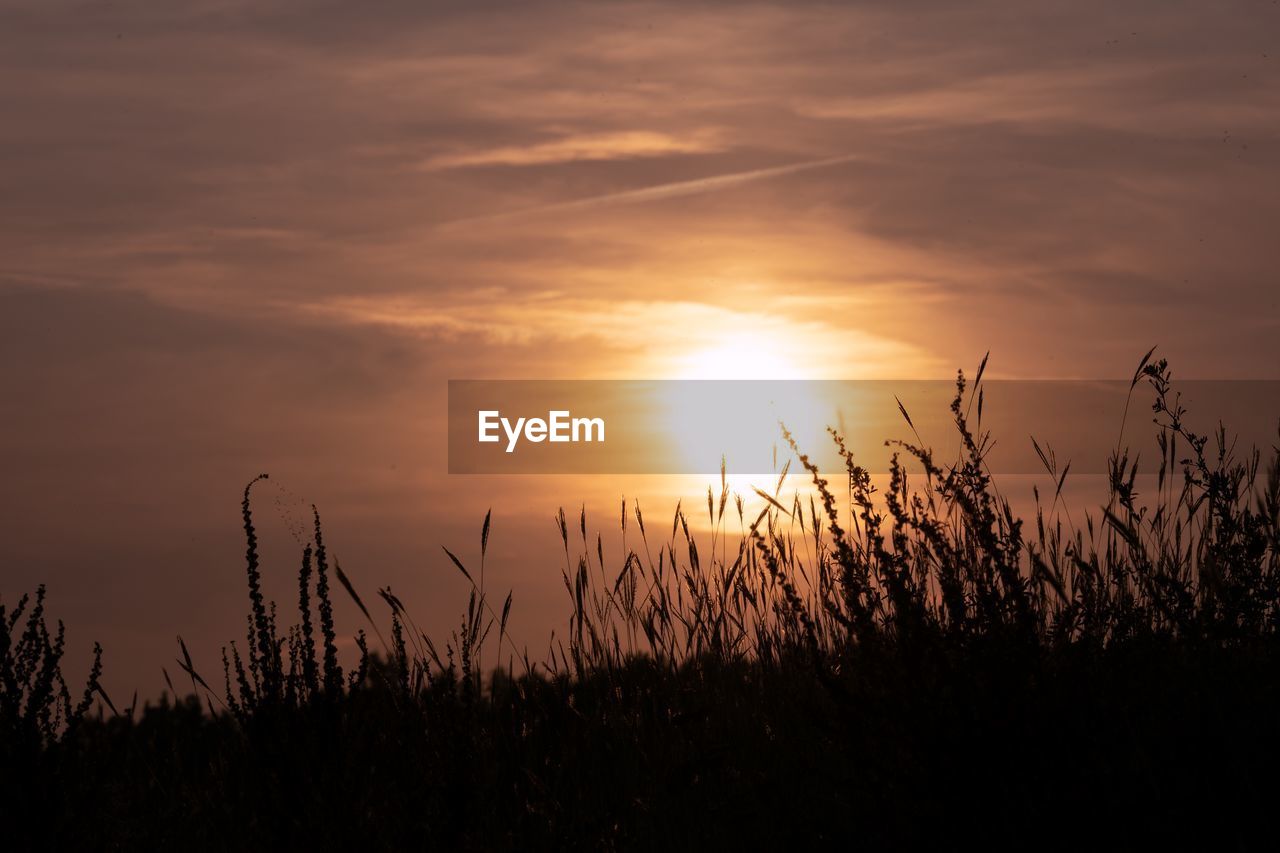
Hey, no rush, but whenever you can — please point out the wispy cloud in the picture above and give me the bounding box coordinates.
[435,152,862,230]
[421,129,725,169]
[295,293,940,378]
[791,62,1279,132]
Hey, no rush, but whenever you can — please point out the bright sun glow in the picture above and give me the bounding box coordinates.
[674,333,803,380]
[658,331,835,505]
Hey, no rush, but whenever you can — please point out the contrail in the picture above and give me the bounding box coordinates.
[434,152,860,231]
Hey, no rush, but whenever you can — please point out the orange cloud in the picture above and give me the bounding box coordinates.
[421,129,725,169]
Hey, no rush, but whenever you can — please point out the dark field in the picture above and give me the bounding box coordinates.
[5,356,1280,850]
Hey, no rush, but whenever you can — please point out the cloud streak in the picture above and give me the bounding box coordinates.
[435,152,863,230]
[421,129,725,169]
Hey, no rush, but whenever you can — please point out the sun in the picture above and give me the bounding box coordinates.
[674,333,803,380]
[656,331,834,501]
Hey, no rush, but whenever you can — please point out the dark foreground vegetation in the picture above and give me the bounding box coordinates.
[4,355,1280,850]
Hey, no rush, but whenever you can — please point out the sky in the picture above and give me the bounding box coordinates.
[2,0,1279,699]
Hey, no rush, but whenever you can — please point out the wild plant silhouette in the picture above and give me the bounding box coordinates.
[4,354,1280,850]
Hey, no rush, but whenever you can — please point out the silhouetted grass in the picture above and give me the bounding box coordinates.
[4,353,1280,850]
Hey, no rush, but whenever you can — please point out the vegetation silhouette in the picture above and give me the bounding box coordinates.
[4,354,1280,850]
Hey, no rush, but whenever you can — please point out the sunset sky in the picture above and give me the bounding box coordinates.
[3,0,1279,698]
